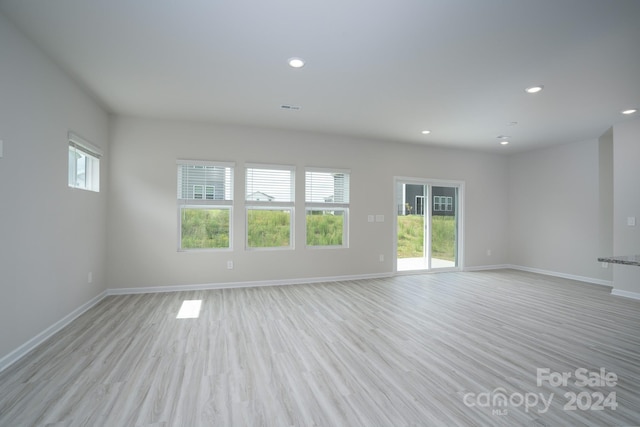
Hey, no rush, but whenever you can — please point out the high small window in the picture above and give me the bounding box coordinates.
[177,160,234,250]
[68,132,102,192]
[245,164,295,249]
[305,168,350,247]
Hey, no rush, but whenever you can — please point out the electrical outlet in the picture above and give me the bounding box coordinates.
[486,249,492,256]
[628,217,636,227]
[368,215,374,223]
[602,262,609,269]
[375,215,384,222]
[379,254,384,262]
[88,272,93,283]
[227,261,234,269]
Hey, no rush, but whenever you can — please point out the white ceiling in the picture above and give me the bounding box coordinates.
[1,0,639,153]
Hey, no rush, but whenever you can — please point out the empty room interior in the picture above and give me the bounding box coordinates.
[1,0,640,426]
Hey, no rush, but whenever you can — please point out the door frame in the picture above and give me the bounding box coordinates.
[393,176,465,273]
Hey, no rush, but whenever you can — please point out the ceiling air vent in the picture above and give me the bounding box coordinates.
[280,104,301,111]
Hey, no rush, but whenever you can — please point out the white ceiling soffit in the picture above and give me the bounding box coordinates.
[1,0,639,153]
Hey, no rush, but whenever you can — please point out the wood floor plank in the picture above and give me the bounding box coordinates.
[1,269,639,426]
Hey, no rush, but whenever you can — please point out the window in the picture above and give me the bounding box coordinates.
[68,132,102,192]
[305,168,350,247]
[434,196,453,212]
[193,185,215,200]
[245,164,295,249]
[177,160,234,250]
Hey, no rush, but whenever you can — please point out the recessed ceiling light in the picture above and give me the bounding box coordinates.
[525,85,544,94]
[497,135,510,145]
[621,108,637,115]
[288,57,305,68]
[421,130,431,135]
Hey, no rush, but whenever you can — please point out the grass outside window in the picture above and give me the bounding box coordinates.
[397,215,456,261]
[181,208,230,249]
[306,210,345,246]
[247,209,292,248]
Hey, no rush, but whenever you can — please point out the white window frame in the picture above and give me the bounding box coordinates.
[245,164,295,250]
[434,195,453,212]
[68,131,102,192]
[305,167,350,248]
[177,160,234,251]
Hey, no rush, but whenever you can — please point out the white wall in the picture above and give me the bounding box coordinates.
[612,118,640,295]
[0,13,109,363]
[598,128,613,282]
[107,116,509,289]
[507,139,611,282]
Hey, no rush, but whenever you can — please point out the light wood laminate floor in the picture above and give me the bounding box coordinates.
[1,269,639,426]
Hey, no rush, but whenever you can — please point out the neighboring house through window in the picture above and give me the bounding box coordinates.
[193,185,215,200]
[434,195,453,212]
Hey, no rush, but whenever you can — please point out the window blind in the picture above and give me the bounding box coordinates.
[68,131,103,158]
[305,168,350,205]
[245,165,295,203]
[177,161,233,202]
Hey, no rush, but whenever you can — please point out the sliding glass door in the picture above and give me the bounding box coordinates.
[430,186,458,269]
[396,179,462,271]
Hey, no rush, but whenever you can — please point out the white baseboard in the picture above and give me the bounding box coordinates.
[464,264,510,272]
[0,291,107,373]
[107,272,394,296]
[611,288,640,300]
[507,264,613,288]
